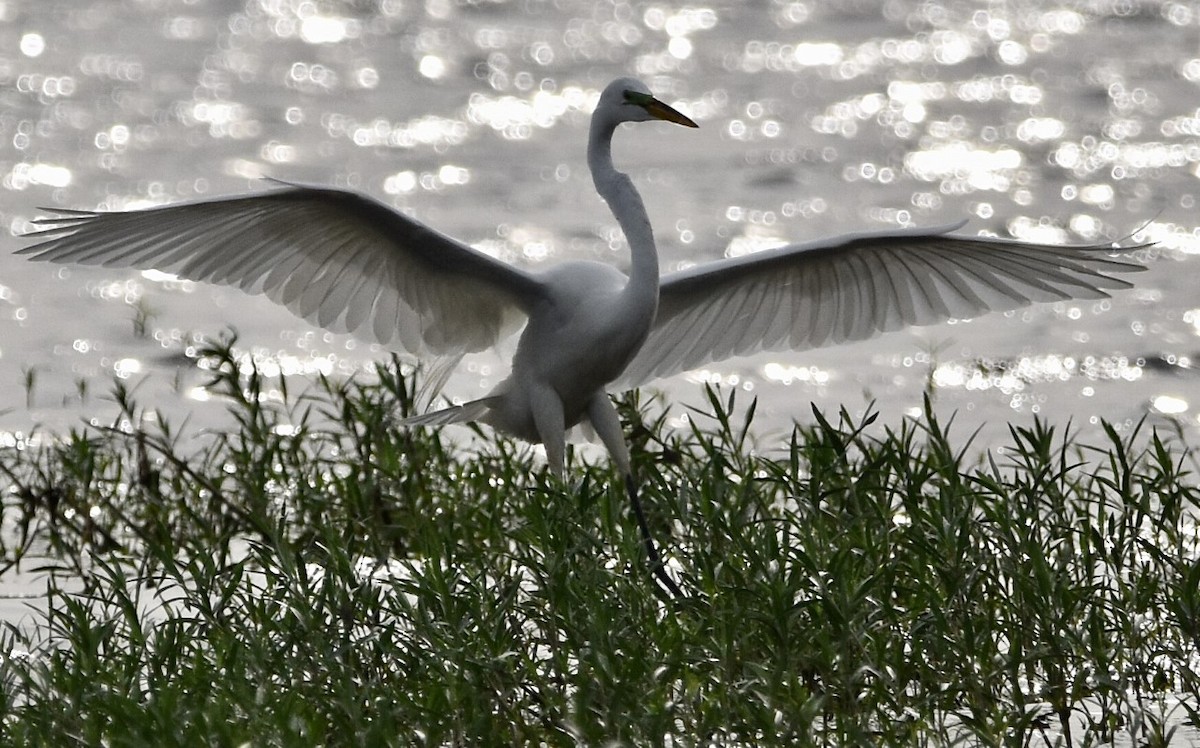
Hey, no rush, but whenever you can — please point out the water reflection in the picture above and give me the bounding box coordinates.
[0,0,1196,446]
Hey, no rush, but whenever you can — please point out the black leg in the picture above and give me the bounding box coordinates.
[625,474,683,599]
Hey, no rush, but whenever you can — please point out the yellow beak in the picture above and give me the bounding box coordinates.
[646,98,699,128]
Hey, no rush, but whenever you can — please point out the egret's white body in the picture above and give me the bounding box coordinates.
[467,83,670,471]
[18,77,1147,595]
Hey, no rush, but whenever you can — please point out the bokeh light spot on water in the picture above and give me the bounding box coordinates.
[667,37,693,60]
[19,33,45,58]
[465,88,595,139]
[5,163,73,190]
[1006,217,1069,245]
[904,144,1022,193]
[419,55,447,80]
[299,15,358,45]
[162,15,206,41]
[326,111,469,150]
[762,362,832,387]
[1054,137,1200,179]
[87,279,144,305]
[260,140,295,164]
[185,101,260,140]
[383,165,470,196]
[113,357,143,380]
[1016,117,1066,144]
[931,354,1144,398]
[1152,394,1188,415]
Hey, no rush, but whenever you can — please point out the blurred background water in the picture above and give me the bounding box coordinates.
[1,0,1199,452]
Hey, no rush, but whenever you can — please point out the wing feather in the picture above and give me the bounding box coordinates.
[869,250,906,331]
[715,277,760,361]
[760,274,792,350]
[838,250,871,341]
[19,183,546,356]
[901,248,956,322]
[811,259,839,347]
[615,222,1147,389]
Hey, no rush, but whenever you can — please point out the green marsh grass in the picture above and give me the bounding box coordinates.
[1,337,1198,746]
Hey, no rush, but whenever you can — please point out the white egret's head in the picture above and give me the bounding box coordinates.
[596,77,698,129]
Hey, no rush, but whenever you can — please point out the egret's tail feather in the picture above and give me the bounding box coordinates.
[400,397,496,428]
[413,353,464,414]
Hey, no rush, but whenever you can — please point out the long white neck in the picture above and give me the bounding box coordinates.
[588,118,660,309]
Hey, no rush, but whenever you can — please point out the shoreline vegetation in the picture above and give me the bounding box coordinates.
[1,337,1198,746]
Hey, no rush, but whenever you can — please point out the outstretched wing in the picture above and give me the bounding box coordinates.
[18,183,546,356]
[615,222,1147,389]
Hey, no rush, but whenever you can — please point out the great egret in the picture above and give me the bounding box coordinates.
[19,77,1146,597]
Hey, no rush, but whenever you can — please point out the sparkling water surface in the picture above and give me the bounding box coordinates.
[1,0,1199,453]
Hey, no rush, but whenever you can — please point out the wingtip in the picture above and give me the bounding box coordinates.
[26,208,96,228]
[259,176,307,191]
